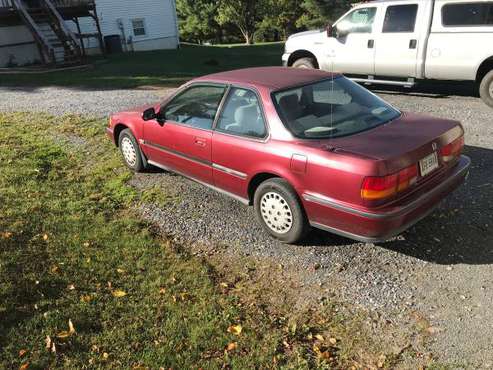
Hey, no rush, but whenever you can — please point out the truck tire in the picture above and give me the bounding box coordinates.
[292,57,316,69]
[479,70,493,108]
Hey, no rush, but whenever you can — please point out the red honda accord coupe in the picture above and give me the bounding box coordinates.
[106,67,470,244]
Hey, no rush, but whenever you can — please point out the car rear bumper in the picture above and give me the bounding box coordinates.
[303,155,471,243]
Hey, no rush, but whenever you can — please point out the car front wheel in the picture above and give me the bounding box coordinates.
[479,69,493,108]
[292,57,316,69]
[118,128,146,172]
[254,178,310,244]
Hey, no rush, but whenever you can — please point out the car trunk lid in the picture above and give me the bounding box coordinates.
[319,112,463,174]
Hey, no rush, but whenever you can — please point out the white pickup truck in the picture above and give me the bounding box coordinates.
[282,0,493,107]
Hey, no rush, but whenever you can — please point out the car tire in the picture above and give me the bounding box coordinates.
[480,70,493,108]
[254,178,310,244]
[292,57,317,70]
[118,128,147,172]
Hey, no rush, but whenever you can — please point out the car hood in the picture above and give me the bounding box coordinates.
[288,29,323,40]
[119,102,160,115]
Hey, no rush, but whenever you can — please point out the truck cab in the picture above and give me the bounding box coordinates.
[283,0,493,107]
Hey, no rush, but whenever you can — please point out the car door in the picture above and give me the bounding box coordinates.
[374,3,421,77]
[142,84,227,185]
[330,6,378,75]
[211,86,269,199]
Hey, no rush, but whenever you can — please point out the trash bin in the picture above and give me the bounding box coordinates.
[104,35,123,54]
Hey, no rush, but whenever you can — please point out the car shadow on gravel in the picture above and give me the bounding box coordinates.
[375,145,493,265]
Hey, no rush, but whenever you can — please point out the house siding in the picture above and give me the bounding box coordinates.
[0,0,179,66]
[72,0,179,53]
[0,25,41,67]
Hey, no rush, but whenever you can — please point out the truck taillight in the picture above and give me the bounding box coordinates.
[440,136,464,162]
[361,164,418,201]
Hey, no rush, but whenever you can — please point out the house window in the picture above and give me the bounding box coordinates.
[132,19,146,36]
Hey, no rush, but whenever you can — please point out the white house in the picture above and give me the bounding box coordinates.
[0,0,179,67]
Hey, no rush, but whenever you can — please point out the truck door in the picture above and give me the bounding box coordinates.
[330,6,378,75]
[374,3,422,77]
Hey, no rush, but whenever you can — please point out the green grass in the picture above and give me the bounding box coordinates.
[0,112,403,369]
[0,43,284,89]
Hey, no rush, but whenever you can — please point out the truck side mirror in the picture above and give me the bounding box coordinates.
[326,24,334,38]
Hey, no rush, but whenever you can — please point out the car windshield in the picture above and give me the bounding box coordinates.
[272,77,401,139]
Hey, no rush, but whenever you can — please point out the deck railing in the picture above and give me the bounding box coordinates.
[0,0,14,9]
[0,0,94,9]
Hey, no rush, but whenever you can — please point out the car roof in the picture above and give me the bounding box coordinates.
[193,67,341,91]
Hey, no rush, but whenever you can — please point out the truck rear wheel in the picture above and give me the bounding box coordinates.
[292,57,316,69]
[479,70,493,108]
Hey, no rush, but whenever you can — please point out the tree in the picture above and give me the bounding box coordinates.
[259,0,304,40]
[216,0,268,45]
[297,0,358,29]
[176,0,220,44]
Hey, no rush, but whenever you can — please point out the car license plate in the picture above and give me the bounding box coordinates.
[419,152,439,177]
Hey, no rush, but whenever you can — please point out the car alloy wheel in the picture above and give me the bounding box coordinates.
[121,136,137,167]
[260,191,293,234]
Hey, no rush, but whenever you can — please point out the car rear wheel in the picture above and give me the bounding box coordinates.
[254,178,310,244]
[479,70,493,108]
[118,129,146,172]
[292,57,316,70]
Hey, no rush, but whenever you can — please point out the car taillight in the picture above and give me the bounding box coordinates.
[361,164,418,201]
[440,136,464,162]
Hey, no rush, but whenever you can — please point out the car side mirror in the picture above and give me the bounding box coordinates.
[142,107,157,121]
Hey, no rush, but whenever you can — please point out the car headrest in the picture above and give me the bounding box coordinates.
[279,94,299,110]
[234,103,258,126]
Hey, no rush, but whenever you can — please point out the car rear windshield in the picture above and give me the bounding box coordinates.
[272,77,401,139]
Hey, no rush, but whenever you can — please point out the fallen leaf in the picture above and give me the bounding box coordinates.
[83,242,90,247]
[19,349,27,357]
[1,232,13,239]
[51,342,56,353]
[377,354,386,368]
[112,289,127,298]
[43,234,49,241]
[56,319,76,338]
[225,342,237,351]
[50,265,59,274]
[102,352,109,360]
[80,295,92,303]
[328,337,337,345]
[159,288,166,294]
[227,324,242,336]
[315,334,325,342]
[220,282,228,288]
[19,363,29,370]
[117,268,125,274]
[69,319,76,334]
[45,335,51,350]
[68,284,76,291]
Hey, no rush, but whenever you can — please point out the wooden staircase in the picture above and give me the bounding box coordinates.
[12,0,82,66]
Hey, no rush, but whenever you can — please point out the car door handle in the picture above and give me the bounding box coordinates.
[194,138,207,147]
[409,39,417,49]
[367,39,374,49]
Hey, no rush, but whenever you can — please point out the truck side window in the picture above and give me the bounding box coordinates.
[335,7,377,37]
[382,4,418,33]
[442,2,493,26]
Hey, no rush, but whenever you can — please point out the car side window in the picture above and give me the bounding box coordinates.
[163,85,226,130]
[442,2,493,27]
[215,88,267,139]
[335,7,377,36]
[383,4,418,33]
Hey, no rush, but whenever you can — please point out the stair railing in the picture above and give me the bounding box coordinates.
[42,0,82,58]
[11,0,54,63]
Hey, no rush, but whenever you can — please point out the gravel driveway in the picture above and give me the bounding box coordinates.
[1,83,492,367]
